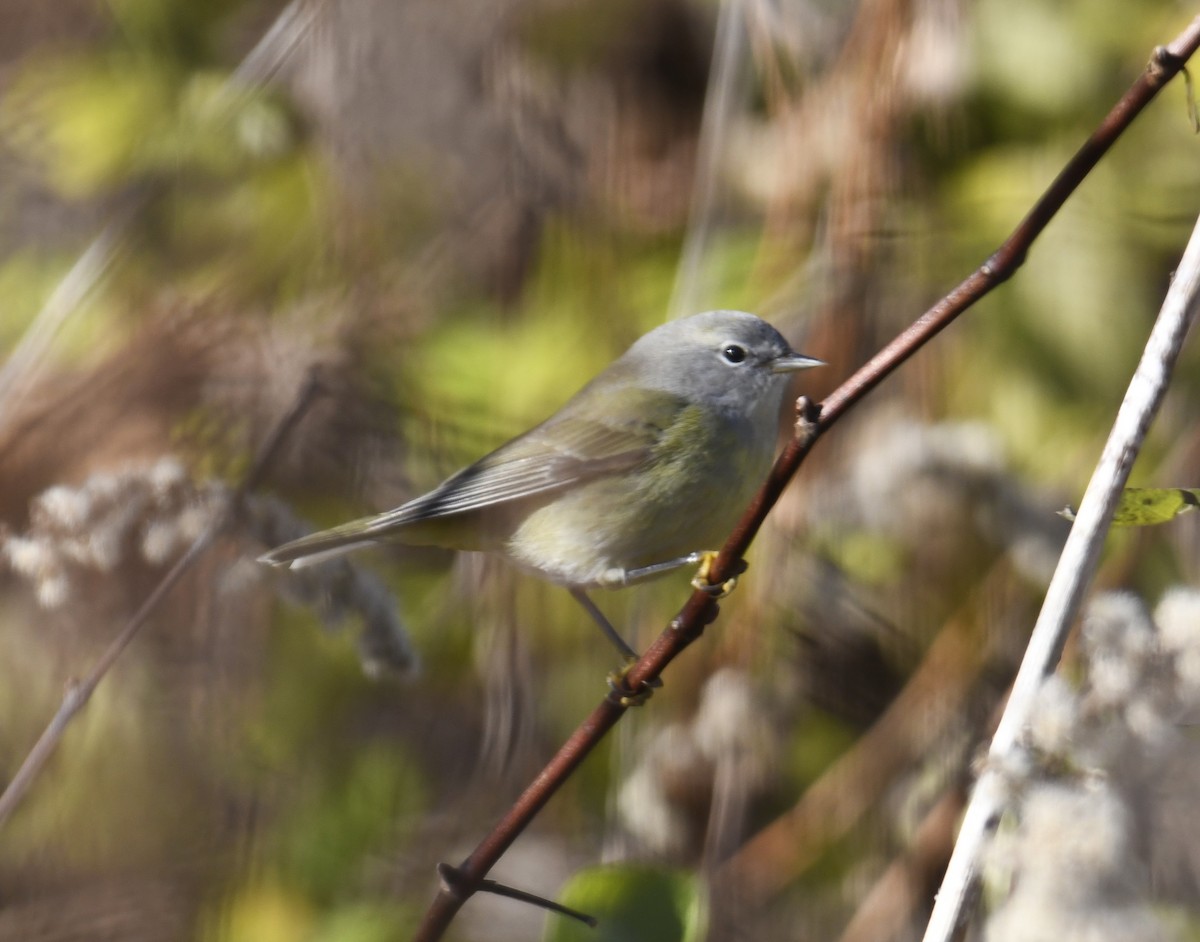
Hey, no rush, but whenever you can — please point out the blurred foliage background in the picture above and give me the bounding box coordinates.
[2,1,1200,940]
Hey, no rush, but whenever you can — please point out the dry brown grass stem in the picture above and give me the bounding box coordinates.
[0,370,323,830]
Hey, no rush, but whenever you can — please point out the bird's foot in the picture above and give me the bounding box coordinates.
[606,657,662,707]
[689,551,747,598]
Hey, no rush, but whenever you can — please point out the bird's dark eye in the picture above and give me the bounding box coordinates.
[721,344,747,364]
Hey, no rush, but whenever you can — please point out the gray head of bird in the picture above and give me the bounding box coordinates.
[621,310,823,416]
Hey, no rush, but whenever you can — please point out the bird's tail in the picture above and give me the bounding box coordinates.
[258,519,383,570]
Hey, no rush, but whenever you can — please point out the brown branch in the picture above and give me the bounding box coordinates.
[835,786,967,942]
[412,20,1200,941]
[0,370,324,830]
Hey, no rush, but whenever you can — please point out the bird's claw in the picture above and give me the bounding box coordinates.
[690,551,746,599]
[606,658,662,707]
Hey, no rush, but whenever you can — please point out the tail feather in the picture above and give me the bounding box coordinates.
[258,522,382,570]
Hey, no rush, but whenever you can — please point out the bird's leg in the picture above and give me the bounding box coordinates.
[689,551,747,598]
[576,551,748,705]
[618,553,705,583]
[568,588,661,706]
[569,587,638,660]
[616,552,747,597]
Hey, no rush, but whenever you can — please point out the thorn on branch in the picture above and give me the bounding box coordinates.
[436,863,598,927]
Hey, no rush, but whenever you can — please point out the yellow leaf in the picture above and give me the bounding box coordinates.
[1059,487,1200,527]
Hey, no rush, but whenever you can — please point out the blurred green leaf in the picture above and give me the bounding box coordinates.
[274,742,429,899]
[816,529,908,586]
[207,881,315,942]
[2,53,300,196]
[546,865,706,942]
[973,0,1100,117]
[517,0,644,73]
[310,903,416,942]
[3,56,177,196]
[107,0,243,61]
[1059,487,1200,527]
[786,710,859,789]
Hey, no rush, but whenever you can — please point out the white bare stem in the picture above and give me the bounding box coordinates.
[922,212,1200,942]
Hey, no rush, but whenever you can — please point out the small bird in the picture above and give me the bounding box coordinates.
[260,310,822,663]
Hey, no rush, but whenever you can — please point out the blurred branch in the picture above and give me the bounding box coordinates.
[0,0,322,434]
[0,371,323,831]
[0,212,131,432]
[838,787,966,942]
[668,0,747,320]
[716,578,991,900]
[412,17,1200,942]
[921,181,1200,942]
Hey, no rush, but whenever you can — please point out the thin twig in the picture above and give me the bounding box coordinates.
[0,0,322,435]
[0,371,323,830]
[436,864,597,928]
[668,0,748,320]
[0,215,130,431]
[411,19,1200,941]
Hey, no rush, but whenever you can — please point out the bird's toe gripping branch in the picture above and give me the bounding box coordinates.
[689,550,747,599]
[606,657,663,707]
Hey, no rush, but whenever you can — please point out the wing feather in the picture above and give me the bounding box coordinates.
[362,413,661,529]
[259,387,687,568]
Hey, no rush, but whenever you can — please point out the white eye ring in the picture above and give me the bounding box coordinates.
[721,344,748,364]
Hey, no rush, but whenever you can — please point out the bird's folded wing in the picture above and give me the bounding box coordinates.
[358,409,671,531]
[257,387,688,568]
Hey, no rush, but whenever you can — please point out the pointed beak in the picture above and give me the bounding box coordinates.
[770,352,825,374]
